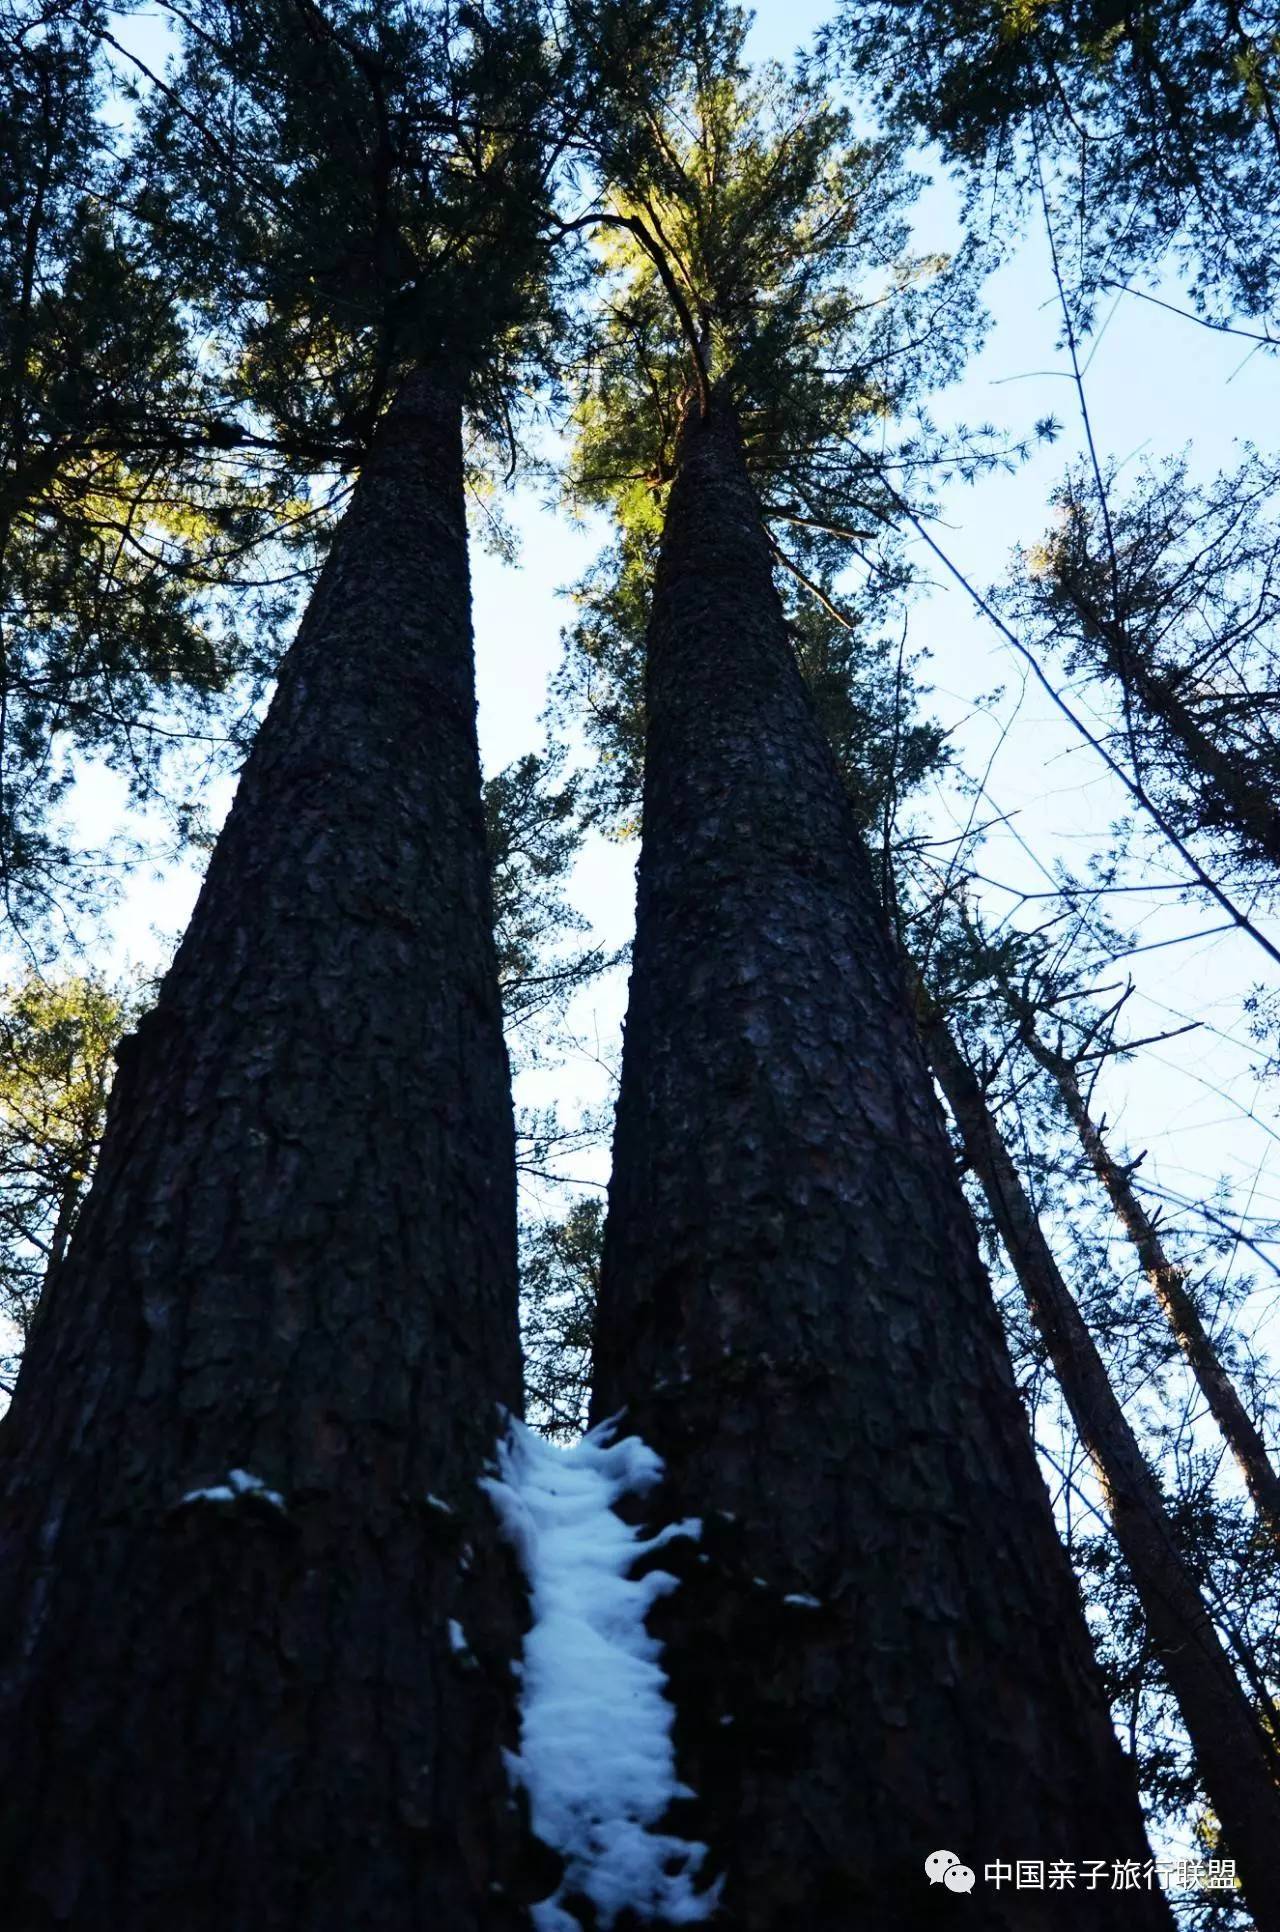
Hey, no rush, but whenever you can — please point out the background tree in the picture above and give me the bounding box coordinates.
[519,1193,600,1437]
[0,1,322,942]
[486,747,612,1038]
[918,990,1280,1921]
[0,969,130,1393]
[909,875,1280,1917]
[991,950,1280,1546]
[1011,453,1280,879]
[830,0,1280,323]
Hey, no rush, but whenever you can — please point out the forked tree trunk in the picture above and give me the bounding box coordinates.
[0,370,526,1932]
[591,394,1172,1931]
[1014,1004,1280,1550]
[923,1009,1280,1929]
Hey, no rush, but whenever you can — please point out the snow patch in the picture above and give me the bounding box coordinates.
[481,1416,719,1930]
[179,1467,286,1512]
[447,1617,479,1671]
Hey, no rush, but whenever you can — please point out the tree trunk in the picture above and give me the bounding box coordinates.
[1015,1005,1280,1550]
[1088,612,1280,869]
[0,369,527,1932]
[591,393,1172,1930]
[923,1008,1280,1928]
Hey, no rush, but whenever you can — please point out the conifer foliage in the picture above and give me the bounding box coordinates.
[831,0,1280,319]
[0,2,303,936]
[0,972,128,1391]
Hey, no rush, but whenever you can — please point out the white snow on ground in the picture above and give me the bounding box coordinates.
[481,1416,720,1932]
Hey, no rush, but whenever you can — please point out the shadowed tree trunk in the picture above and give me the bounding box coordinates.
[1011,998,1280,1551]
[0,369,527,1932]
[923,1007,1280,1928]
[590,392,1172,1931]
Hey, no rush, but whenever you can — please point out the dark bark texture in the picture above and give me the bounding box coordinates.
[925,1011,1280,1929]
[591,397,1172,1932]
[0,370,528,1932]
[1015,1007,1280,1552]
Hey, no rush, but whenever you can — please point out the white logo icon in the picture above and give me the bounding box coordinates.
[925,1850,976,1893]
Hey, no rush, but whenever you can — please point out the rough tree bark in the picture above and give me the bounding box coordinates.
[1011,1000,1280,1551]
[923,1008,1280,1928]
[590,393,1172,1931]
[0,369,527,1932]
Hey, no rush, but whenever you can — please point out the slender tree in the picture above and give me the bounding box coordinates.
[0,4,575,1923]
[1014,454,1280,879]
[565,16,1171,1917]
[921,1000,1280,1924]
[1003,983,1280,1552]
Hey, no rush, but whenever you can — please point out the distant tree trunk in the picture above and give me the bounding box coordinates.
[1013,1003,1280,1550]
[923,1007,1280,1927]
[0,369,526,1932]
[1092,622,1280,869]
[591,392,1172,1930]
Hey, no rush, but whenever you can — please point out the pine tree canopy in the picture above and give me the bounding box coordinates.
[1009,451,1280,877]
[130,0,595,458]
[550,0,973,835]
[0,0,674,939]
[1,4,310,934]
[829,0,1280,320]
[566,0,979,559]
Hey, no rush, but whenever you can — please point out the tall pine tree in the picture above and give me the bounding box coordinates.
[0,5,573,1923]
[566,12,1170,1918]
